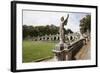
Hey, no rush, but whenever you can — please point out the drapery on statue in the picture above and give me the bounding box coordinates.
[59,14,69,44]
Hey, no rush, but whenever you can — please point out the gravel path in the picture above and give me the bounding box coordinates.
[75,41,91,60]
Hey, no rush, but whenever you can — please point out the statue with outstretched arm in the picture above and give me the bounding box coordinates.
[59,14,69,44]
[53,14,69,61]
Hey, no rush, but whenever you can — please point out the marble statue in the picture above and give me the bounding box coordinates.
[59,14,69,44]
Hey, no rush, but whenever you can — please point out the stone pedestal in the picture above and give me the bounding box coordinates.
[53,43,69,61]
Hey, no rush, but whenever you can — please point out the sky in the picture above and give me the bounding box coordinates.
[23,10,90,32]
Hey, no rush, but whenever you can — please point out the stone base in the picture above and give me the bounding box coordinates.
[53,43,69,61]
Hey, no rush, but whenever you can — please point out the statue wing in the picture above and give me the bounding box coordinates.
[63,14,69,25]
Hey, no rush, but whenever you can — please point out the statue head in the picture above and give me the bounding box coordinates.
[61,16,64,22]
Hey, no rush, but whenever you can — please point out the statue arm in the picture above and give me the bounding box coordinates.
[63,14,69,25]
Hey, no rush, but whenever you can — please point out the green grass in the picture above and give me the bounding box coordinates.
[22,40,56,63]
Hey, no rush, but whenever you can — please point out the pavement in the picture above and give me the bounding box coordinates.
[75,41,91,60]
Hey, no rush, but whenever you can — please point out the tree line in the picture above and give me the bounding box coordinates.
[23,25,73,39]
[80,15,91,34]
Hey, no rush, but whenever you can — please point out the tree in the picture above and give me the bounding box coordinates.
[80,15,91,34]
[23,24,73,39]
[64,28,73,34]
[23,25,29,38]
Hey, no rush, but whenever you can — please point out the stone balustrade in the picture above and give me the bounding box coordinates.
[32,33,81,42]
[52,38,86,61]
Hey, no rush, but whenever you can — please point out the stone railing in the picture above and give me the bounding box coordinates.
[52,38,86,61]
[32,33,81,42]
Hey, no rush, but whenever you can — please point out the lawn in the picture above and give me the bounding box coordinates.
[22,40,56,63]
